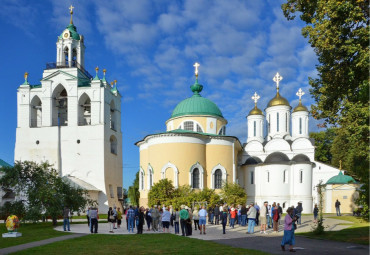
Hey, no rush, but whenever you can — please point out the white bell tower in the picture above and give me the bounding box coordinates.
[56,5,85,68]
[292,88,309,139]
[247,92,264,143]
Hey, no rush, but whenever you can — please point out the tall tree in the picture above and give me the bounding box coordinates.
[282,0,369,216]
[282,0,369,176]
[0,161,93,225]
[309,128,335,163]
[127,171,140,206]
[147,179,174,207]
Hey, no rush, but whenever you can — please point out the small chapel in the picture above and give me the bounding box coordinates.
[136,63,358,213]
[14,7,123,211]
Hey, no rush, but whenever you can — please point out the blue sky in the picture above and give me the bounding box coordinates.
[0,0,321,188]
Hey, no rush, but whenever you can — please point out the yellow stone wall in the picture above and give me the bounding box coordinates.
[328,184,359,214]
[138,137,240,207]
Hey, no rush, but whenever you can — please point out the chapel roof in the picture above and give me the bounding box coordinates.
[326,171,357,185]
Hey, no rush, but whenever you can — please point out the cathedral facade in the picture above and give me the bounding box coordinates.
[14,8,123,211]
[137,65,345,213]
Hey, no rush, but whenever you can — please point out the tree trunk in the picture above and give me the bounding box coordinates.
[52,217,57,226]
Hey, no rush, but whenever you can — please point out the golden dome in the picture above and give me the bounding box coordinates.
[293,100,308,112]
[248,106,263,116]
[267,92,290,107]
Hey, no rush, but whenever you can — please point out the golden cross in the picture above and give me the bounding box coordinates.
[296,88,305,100]
[193,62,200,77]
[273,72,283,90]
[69,5,74,14]
[252,92,260,105]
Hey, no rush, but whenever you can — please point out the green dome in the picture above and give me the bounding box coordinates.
[326,171,356,184]
[59,24,80,40]
[171,94,223,118]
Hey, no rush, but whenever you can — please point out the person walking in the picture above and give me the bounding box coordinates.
[162,206,171,233]
[63,206,71,231]
[221,206,228,234]
[107,207,115,233]
[313,204,319,224]
[335,199,341,216]
[241,205,247,226]
[296,202,303,225]
[272,202,280,233]
[137,206,145,234]
[151,205,160,232]
[193,207,200,230]
[179,205,189,236]
[198,205,208,234]
[126,206,135,233]
[112,206,118,229]
[230,207,236,228]
[214,204,220,225]
[186,207,193,236]
[247,203,257,234]
[259,201,268,234]
[117,207,122,228]
[145,208,152,231]
[174,208,180,234]
[281,207,298,252]
[89,207,98,233]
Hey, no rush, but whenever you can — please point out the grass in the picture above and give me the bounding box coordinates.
[71,214,107,220]
[0,222,70,249]
[11,234,268,255]
[297,215,369,245]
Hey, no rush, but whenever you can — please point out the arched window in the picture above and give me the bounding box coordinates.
[184,121,194,131]
[253,121,256,136]
[283,170,288,183]
[63,46,69,65]
[192,168,200,189]
[251,171,254,184]
[78,93,91,126]
[72,48,77,65]
[214,169,222,189]
[110,135,117,154]
[277,112,279,131]
[110,100,116,131]
[266,171,270,183]
[299,170,303,183]
[147,165,154,190]
[52,84,68,126]
[268,115,271,133]
[286,113,288,132]
[299,117,302,134]
[30,96,42,127]
[218,126,226,135]
[140,170,144,190]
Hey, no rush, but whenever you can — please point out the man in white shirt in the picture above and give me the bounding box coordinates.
[198,206,208,234]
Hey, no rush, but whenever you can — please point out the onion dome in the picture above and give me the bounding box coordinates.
[248,92,263,116]
[293,88,308,112]
[171,63,223,118]
[267,72,290,108]
[326,171,356,185]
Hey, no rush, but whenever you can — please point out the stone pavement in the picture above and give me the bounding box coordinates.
[0,234,86,255]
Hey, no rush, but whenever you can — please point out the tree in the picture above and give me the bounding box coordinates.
[0,161,94,225]
[220,182,247,205]
[127,171,140,206]
[282,0,369,215]
[148,179,174,207]
[309,128,335,163]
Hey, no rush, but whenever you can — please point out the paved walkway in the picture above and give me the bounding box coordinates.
[0,234,86,255]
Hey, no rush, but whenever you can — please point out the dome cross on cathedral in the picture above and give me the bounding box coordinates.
[252,92,260,105]
[296,88,305,100]
[69,5,74,24]
[193,62,200,78]
[273,72,283,91]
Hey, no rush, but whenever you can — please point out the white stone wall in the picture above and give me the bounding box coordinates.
[291,111,309,140]
[265,105,291,140]
[247,114,264,143]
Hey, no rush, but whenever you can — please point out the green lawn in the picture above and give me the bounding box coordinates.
[297,216,369,245]
[0,222,70,249]
[11,234,268,255]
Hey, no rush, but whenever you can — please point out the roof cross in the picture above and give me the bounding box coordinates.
[69,5,74,24]
[252,92,260,105]
[273,72,283,90]
[296,88,305,100]
[193,62,200,78]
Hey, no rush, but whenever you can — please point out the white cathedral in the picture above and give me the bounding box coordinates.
[14,7,123,211]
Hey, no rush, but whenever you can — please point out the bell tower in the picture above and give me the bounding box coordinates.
[56,5,85,68]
